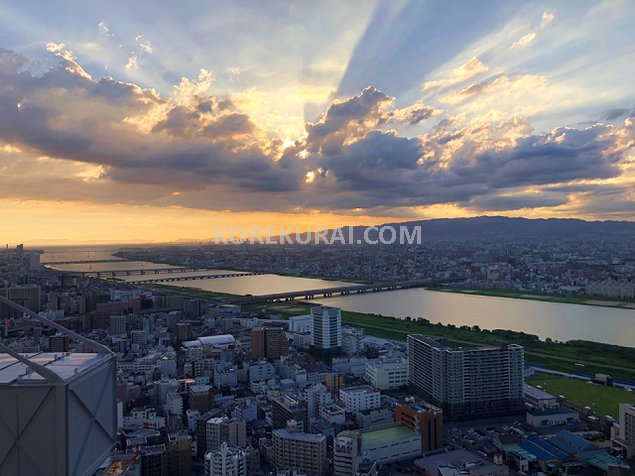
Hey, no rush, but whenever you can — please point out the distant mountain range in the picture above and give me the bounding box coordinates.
[21,216,635,247]
[272,216,635,244]
[387,216,635,241]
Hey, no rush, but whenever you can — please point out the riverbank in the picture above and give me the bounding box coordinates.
[429,286,635,309]
[243,300,635,382]
[117,249,634,309]
[146,278,635,382]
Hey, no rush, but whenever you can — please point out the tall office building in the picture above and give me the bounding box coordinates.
[311,306,341,352]
[167,432,192,476]
[250,326,289,360]
[0,296,116,476]
[140,445,168,476]
[204,442,247,476]
[272,421,327,476]
[407,334,524,421]
[176,322,193,343]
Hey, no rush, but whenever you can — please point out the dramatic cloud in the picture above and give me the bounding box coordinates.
[304,86,393,156]
[0,46,634,218]
[304,115,634,211]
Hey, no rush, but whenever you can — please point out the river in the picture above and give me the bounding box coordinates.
[42,247,635,347]
[309,289,635,347]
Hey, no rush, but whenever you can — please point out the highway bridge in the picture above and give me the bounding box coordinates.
[230,279,446,305]
[75,267,209,277]
[44,259,127,265]
[125,272,262,284]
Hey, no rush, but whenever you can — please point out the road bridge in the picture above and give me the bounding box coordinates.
[75,267,208,277]
[45,259,126,265]
[231,279,446,305]
[125,272,262,284]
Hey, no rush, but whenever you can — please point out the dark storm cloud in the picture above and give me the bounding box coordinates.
[465,193,569,211]
[305,118,633,210]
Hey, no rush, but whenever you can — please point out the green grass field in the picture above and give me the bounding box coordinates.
[247,301,635,382]
[526,373,635,419]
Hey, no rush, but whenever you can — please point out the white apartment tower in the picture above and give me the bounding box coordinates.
[311,306,341,351]
[407,334,524,421]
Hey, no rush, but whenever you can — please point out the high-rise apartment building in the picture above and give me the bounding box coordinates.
[176,322,192,343]
[110,314,127,336]
[272,421,327,476]
[251,326,289,360]
[613,404,635,458]
[311,306,341,352]
[167,432,192,476]
[189,384,213,414]
[206,417,227,452]
[0,285,41,318]
[407,335,524,421]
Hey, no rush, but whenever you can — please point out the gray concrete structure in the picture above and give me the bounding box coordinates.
[0,295,116,476]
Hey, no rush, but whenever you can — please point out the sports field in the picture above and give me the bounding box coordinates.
[526,373,635,419]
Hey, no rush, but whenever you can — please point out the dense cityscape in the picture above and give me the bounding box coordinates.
[1,238,634,475]
[119,229,635,299]
[2,1,635,475]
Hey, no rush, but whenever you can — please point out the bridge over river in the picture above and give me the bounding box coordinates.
[230,279,446,305]
[124,272,263,284]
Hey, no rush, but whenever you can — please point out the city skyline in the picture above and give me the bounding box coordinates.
[1,0,635,243]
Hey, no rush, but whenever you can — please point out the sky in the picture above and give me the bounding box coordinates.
[1,0,635,244]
